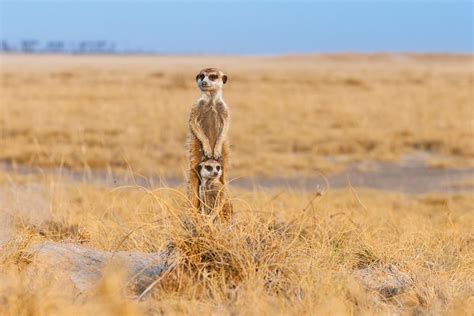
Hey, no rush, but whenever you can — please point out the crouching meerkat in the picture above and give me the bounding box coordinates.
[198,159,233,221]
[187,68,230,209]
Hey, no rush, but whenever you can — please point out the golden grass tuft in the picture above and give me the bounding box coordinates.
[160,211,302,299]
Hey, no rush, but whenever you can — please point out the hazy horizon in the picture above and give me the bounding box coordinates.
[1,1,473,54]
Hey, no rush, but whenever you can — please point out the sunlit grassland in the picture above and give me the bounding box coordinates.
[0,169,473,315]
[0,54,473,315]
[1,54,472,178]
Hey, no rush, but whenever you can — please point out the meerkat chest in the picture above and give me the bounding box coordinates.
[201,182,221,201]
[198,102,224,146]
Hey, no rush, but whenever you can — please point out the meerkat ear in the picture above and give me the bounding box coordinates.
[222,75,228,84]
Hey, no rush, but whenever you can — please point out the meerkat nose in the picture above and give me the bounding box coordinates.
[201,81,208,87]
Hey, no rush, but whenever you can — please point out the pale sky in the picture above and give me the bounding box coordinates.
[1,1,472,54]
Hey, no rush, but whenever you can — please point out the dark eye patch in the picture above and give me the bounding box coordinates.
[196,74,205,81]
[209,74,218,81]
[205,166,213,172]
[216,166,221,171]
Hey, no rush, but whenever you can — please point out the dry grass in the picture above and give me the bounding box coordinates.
[0,170,473,315]
[1,54,473,177]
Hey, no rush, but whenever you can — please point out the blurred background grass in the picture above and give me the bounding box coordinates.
[1,54,472,179]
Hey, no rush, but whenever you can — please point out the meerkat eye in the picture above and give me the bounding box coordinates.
[209,74,218,81]
[205,166,213,172]
[196,74,205,81]
[216,166,221,171]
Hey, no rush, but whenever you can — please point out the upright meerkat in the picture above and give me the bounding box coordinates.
[187,68,230,208]
[198,159,233,221]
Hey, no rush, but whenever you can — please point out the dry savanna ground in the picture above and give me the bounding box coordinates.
[1,54,473,177]
[0,54,473,315]
[0,170,473,315]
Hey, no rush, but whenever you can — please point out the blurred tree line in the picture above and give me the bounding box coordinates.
[0,40,117,54]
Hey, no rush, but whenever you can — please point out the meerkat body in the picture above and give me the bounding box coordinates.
[187,68,230,209]
[198,159,233,221]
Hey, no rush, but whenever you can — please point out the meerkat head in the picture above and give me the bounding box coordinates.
[198,159,222,180]
[195,68,228,92]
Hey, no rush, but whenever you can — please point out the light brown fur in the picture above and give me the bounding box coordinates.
[187,68,230,209]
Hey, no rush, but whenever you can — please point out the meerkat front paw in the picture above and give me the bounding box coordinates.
[201,154,212,161]
[213,154,221,161]
[214,154,224,163]
[202,147,213,159]
[213,150,222,161]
